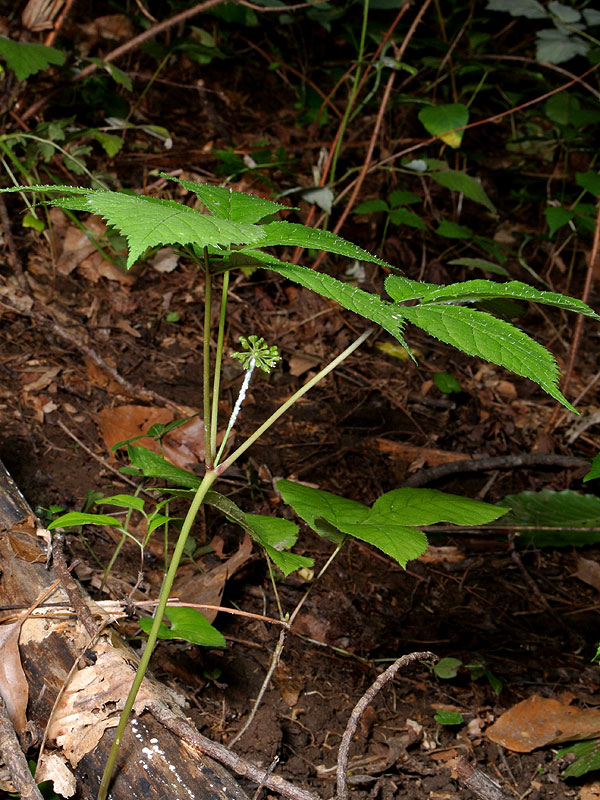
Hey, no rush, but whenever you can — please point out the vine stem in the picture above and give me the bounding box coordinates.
[217,327,373,475]
[97,469,218,800]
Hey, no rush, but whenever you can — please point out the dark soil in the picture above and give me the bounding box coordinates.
[1,4,600,799]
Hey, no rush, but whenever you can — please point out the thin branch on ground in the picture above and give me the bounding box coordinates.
[336,651,436,800]
[43,0,77,46]
[148,702,321,800]
[401,453,589,488]
[0,695,44,800]
[56,419,139,489]
[450,755,514,800]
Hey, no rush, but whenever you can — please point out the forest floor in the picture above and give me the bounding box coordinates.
[1,5,600,800]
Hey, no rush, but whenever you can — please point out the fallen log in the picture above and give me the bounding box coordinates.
[0,459,248,800]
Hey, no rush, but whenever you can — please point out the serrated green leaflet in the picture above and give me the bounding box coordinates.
[0,185,266,268]
[500,489,600,546]
[47,512,122,529]
[139,607,225,647]
[417,279,600,318]
[385,275,439,302]
[399,304,576,412]
[163,174,291,223]
[245,514,313,575]
[126,445,201,488]
[256,221,392,266]
[278,480,428,568]
[244,257,412,355]
[429,170,495,213]
[0,36,65,81]
[371,488,506,526]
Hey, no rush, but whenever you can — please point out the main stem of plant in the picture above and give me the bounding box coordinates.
[97,327,373,799]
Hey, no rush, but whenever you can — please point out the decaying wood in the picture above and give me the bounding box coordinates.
[0,459,249,800]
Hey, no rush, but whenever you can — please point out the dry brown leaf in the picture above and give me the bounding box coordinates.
[95,405,175,453]
[487,695,600,752]
[0,620,28,735]
[172,535,253,621]
[7,532,45,563]
[576,557,600,592]
[273,663,302,708]
[151,247,180,273]
[78,251,135,285]
[35,754,76,798]
[581,782,600,800]
[418,546,464,564]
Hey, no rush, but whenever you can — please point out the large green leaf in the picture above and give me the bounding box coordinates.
[126,446,201,488]
[371,488,507,526]
[256,221,392,266]
[139,607,225,647]
[429,170,495,213]
[241,256,412,355]
[418,103,469,148]
[385,275,440,302]
[558,739,600,779]
[500,490,600,546]
[0,36,65,81]
[245,514,313,576]
[0,185,265,268]
[47,512,122,529]
[163,174,290,223]
[417,279,600,319]
[278,480,427,568]
[398,304,576,412]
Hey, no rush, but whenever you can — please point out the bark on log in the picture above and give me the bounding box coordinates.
[0,459,248,800]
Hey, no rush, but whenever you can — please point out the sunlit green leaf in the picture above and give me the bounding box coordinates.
[139,607,225,647]
[48,512,122,530]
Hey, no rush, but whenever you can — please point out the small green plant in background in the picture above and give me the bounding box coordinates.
[2,176,597,798]
[434,656,503,695]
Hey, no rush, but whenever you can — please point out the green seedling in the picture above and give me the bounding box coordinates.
[434,709,465,726]
[3,177,596,799]
[433,657,502,695]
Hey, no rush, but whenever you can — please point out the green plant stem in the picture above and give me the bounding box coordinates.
[329,0,370,183]
[217,328,373,475]
[203,248,214,469]
[210,271,230,458]
[97,468,217,800]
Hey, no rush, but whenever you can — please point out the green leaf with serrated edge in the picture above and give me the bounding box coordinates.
[429,170,495,213]
[545,206,575,237]
[434,657,462,679]
[583,453,600,483]
[245,514,314,575]
[536,29,588,64]
[97,494,145,513]
[417,280,600,319]
[371,488,507,526]
[385,275,440,302]
[434,710,464,725]
[389,208,427,229]
[147,513,180,535]
[162,174,291,223]
[245,514,299,550]
[0,185,265,268]
[353,199,390,214]
[0,36,65,81]
[255,221,392,266]
[448,258,508,277]
[48,512,123,530]
[126,445,201,488]
[418,103,469,148]
[240,255,412,356]
[500,489,600,546]
[557,739,600,779]
[486,0,546,19]
[399,304,577,413]
[277,480,427,568]
[139,607,225,647]
[576,171,600,197]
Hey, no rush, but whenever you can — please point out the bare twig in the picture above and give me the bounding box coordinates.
[402,453,589,488]
[43,0,77,47]
[51,534,98,637]
[56,419,139,488]
[148,702,320,800]
[0,196,28,291]
[0,696,44,800]
[336,651,436,800]
[228,628,287,748]
[450,755,513,800]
